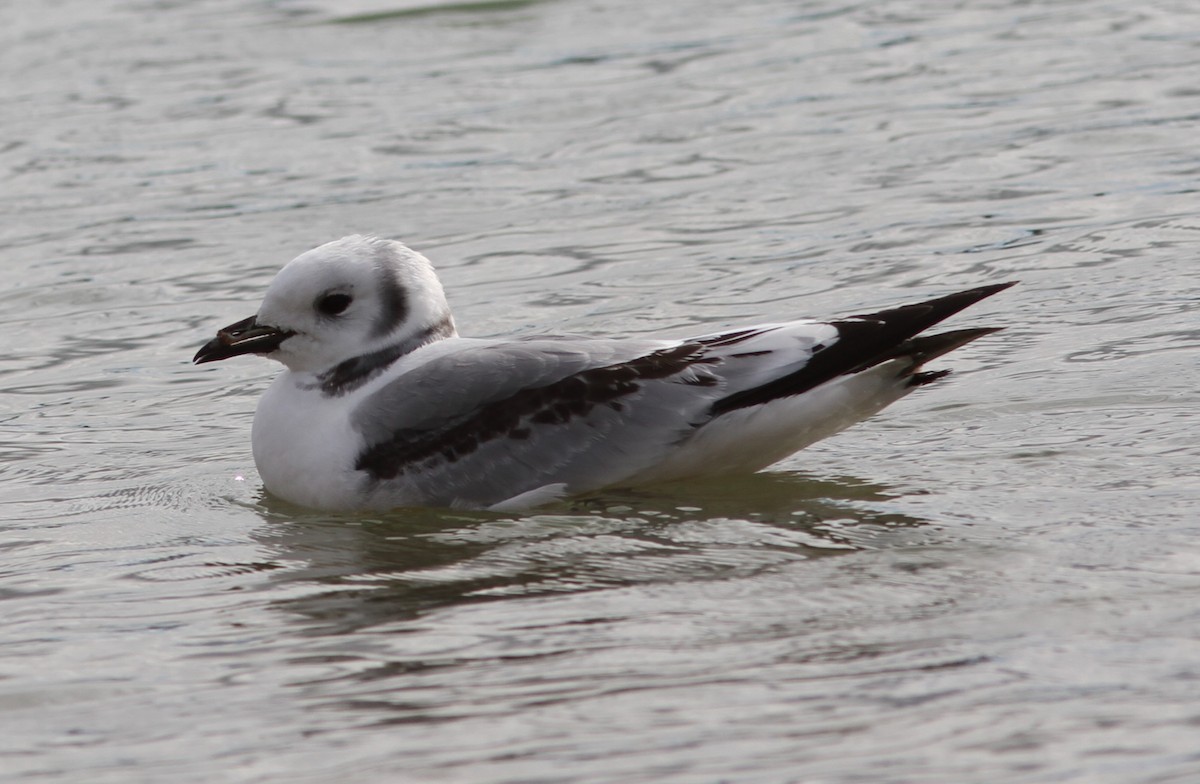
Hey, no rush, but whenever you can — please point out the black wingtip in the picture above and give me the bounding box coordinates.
[852,280,1017,327]
[960,280,1019,296]
[910,326,1005,364]
[709,282,1016,416]
[952,280,1019,305]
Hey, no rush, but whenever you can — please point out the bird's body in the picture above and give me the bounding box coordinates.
[195,235,1013,511]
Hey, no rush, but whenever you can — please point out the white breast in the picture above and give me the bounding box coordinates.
[251,373,365,509]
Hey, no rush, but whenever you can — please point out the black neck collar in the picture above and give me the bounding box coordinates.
[313,315,455,396]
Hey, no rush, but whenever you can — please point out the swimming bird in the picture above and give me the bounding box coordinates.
[194,235,1013,511]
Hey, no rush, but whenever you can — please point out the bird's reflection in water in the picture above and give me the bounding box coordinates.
[250,472,939,636]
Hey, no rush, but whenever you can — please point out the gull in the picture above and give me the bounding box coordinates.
[194,235,1013,511]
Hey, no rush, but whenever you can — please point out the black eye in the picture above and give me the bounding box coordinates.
[317,293,352,316]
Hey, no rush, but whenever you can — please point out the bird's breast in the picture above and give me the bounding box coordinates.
[250,373,365,510]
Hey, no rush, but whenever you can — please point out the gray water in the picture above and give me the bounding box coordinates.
[3,0,1200,781]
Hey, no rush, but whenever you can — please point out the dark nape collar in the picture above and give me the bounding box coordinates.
[315,315,455,396]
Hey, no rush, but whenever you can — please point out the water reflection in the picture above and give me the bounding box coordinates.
[251,472,936,635]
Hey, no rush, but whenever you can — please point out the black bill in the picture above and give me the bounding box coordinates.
[193,315,294,364]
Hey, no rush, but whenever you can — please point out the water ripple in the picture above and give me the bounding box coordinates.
[5,0,1200,781]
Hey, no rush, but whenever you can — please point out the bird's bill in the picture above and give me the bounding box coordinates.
[193,315,293,364]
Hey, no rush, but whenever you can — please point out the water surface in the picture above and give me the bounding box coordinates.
[3,1,1200,781]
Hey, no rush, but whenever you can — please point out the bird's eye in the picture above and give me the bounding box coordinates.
[317,293,353,316]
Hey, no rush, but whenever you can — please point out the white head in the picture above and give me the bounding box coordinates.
[194,235,457,374]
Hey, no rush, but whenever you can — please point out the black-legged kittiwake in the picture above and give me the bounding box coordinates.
[194,235,1014,511]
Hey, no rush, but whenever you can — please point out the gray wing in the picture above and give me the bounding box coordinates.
[350,337,731,508]
[349,282,1013,508]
